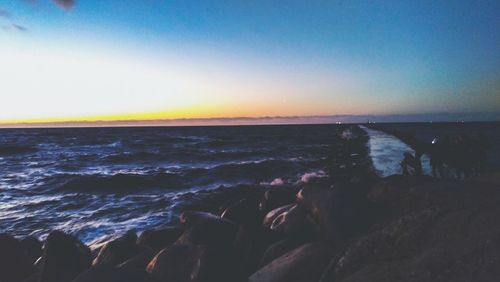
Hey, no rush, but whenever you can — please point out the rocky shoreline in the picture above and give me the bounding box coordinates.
[3,170,500,281]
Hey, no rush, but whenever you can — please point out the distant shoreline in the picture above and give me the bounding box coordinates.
[1,113,499,129]
[1,119,499,130]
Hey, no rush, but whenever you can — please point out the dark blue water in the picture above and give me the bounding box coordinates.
[0,124,367,245]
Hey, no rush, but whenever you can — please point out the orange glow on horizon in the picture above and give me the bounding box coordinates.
[0,102,342,125]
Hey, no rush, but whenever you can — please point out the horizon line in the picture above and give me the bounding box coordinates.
[1,112,499,128]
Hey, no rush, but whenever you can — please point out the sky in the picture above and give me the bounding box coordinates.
[0,0,499,125]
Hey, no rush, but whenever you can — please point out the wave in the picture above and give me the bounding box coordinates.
[49,171,184,193]
[0,144,37,156]
[102,151,163,163]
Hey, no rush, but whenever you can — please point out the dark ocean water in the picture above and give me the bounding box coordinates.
[0,124,368,245]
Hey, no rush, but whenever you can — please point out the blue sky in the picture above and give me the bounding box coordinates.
[0,0,499,123]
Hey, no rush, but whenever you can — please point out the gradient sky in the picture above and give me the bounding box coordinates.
[0,0,499,123]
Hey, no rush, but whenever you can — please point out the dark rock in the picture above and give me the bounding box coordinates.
[258,187,298,213]
[296,185,340,242]
[269,204,313,236]
[117,248,157,273]
[72,265,155,282]
[297,183,371,243]
[137,227,183,250]
[249,242,332,282]
[176,211,238,247]
[93,231,143,266]
[38,230,91,282]
[262,204,294,229]
[233,225,278,275]
[319,173,500,282]
[146,244,243,282]
[221,197,261,226]
[20,236,43,265]
[0,234,36,282]
[367,174,439,216]
[260,237,310,267]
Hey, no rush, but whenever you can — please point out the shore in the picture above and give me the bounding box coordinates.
[3,169,500,282]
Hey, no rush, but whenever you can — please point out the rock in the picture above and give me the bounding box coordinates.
[146,244,243,282]
[146,244,207,282]
[297,183,371,243]
[0,234,36,282]
[137,227,183,250]
[221,197,261,226]
[319,173,500,282]
[38,230,92,282]
[249,242,332,282]
[72,265,155,282]
[117,248,157,273]
[20,236,43,265]
[367,174,439,216]
[262,204,294,229]
[296,185,339,241]
[93,231,143,266]
[260,237,309,267]
[233,225,278,275]
[259,188,297,213]
[176,211,238,247]
[269,204,313,236]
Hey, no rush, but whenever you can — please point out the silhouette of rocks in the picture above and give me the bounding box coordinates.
[0,234,36,282]
[20,236,43,265]
[262,204,294,229]
[260,237,310,267]
[220,197,262,226]
[137,227,183,250]
[72,265,155,282]
[176,211,238,247]
[38,231,91,282]
[249,242,332,282]
[93,231,143,266]
[259,187,298,213]
[320,172,500,282]
[146,244,244,282]
[117,248,157,274]
[269,204,313,236]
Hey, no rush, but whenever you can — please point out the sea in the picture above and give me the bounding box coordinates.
[0,124,369,245]
[1,122,498,245]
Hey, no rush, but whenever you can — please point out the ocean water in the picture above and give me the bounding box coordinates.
[361,126,431,177]
[0,124,369,244]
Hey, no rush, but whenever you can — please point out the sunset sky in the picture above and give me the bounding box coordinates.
[0,0,499,124]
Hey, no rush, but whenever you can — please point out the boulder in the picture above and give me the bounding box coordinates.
[93,231,143,266]
[319,173,500,282]
[137,227,183,250]
[269,204,313,236]
[297,183,371,243]
[220,197,261,226]
[0,234,36,282]
[262,204,294,229]
[249,242,332,282]
[20,236,43,265]
[146,244,243,282]
[233,225,278,275]
[117,248,157,273]
[72,265,155,282]
[38,231,92,282]
[260,237,309,267]
[259,188,297,213]
[176,211,238,247]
